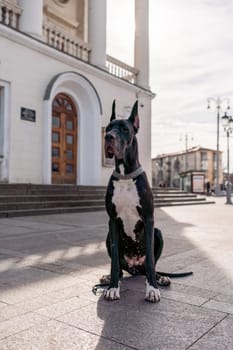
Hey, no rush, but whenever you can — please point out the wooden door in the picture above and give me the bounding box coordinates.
[51,94,77,184]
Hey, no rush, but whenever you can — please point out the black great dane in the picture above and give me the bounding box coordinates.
[103,100,169,303]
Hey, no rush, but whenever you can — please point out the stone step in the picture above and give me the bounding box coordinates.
[0,205,105,218]
[155,200,216,207]
[0,193,200,203]
[0,199,105,210]
[0,193,105,202]
[155,197,206,203]
[0,196,207,209]
[0,184,106,195]
[153,193,197,198]
[0,184,215,218]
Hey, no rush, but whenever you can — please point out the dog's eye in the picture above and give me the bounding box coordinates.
[122,126,129,133]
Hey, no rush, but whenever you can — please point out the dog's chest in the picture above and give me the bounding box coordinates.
[112,179,141,240]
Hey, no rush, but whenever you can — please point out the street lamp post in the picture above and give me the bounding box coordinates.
[207,97,230,196]
[221,112,233,205]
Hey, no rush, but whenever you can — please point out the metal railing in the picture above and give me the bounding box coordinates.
[106,55,139,84]
[0,0,22,29]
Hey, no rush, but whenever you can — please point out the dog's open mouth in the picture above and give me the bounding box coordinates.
[105,145,115,158]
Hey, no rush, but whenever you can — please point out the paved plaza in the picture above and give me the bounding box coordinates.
[0,197,233,349]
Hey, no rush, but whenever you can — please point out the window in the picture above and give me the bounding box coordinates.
[201,152,208,170]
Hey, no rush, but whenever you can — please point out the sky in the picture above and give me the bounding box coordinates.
[107,0,233,171]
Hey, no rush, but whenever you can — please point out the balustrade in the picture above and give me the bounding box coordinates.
[0,0,22,29]
[106,55,139,84]
[43,21,91,62]
[0,4,139,84]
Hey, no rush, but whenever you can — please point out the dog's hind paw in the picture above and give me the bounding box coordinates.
[100,274,111,284]
[156,274,171,287]
[104,282,120,301]
[145,280,160,303]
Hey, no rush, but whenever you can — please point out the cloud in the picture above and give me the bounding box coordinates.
[107,0,233,170]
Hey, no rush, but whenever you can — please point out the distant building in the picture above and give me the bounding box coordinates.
[152,146,223,192]
[0,0,154,185]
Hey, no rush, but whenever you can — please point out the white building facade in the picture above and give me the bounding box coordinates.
[0,0,154,186]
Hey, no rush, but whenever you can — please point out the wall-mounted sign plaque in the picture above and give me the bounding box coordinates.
[21,107,36,122]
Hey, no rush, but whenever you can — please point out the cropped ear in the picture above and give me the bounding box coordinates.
[110,99,116,121]
[128,100,139,133]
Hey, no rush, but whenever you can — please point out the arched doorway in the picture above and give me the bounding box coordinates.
[51,93,77,184]
[43,72,102,185]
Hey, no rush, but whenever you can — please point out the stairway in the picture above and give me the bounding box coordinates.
[152,187,215,207]
[0,184,215,218]
[0,184,106,218]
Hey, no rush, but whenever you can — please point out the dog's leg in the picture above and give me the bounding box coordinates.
[145,219,160,303]
[154,228,164,263]
[100,233,123,284]
[104,218,121,301]
[154,228,171,287]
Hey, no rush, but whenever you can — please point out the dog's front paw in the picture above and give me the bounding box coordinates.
[145,280,160,303]
[104,282,120,301]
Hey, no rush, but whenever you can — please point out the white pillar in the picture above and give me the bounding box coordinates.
[88,0,107,69]
[134,0,150,89]
[18,0,43,38]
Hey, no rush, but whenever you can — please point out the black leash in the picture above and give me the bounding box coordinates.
[92,283,109,295]
[92,271,193,295]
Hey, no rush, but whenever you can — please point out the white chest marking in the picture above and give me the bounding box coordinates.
[112,179,141,240]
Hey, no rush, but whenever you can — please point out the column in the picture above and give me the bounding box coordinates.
[134,0,150,89]
[18,0,43,38]
[88,0,107,69]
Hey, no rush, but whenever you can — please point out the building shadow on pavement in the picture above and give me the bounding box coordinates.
[0,207,233,349]
[92,206,233,350]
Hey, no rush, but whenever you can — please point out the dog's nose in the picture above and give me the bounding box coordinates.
[105,133,115,142]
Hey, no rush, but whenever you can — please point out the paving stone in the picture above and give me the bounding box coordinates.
[0,302,7,309]
[0,234,71,255]
[0,312,48,340]
[162,290,207,306]
[116,276,212,306]
[0,225,35,237]
[0,265,57,288]
[162,281,218,300]
[172,258,233,296]
[18,212,108,226]
[214,293,233,304]
[0,218,74,234]
[156,247,206,273]
[202,300,233,315]
[0,198,233,349]
[0,248,26,259]
[0,319,129,350]
[0,268,81,304]
[189,315,233,350]
[35,296,93,318]
[0,293,65,321]
[160,236,195,259]
[0,279,97,321]
[0,257,23,273]
[58,291,225,350]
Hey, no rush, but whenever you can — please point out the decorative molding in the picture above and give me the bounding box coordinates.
[43,5,79,29]
[53,0,70,7]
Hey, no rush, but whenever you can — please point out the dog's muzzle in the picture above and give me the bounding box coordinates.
[105,133,116,159]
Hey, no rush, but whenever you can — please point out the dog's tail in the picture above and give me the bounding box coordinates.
[157,271,193,278]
